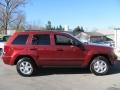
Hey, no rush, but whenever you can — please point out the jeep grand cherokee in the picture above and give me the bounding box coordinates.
[2,31,117,76]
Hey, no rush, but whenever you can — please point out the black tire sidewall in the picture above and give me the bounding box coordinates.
[16,57,36,77]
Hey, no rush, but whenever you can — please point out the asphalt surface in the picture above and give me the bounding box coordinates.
[0,58,120,90]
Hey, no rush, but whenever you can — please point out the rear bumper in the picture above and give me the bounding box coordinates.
[2,56,13,65]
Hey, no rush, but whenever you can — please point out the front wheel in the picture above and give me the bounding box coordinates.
[90,56,110,76]
[16,57,37,77]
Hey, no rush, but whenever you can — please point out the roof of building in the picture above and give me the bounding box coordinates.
[96,29,114,35]
[84,32,105,36]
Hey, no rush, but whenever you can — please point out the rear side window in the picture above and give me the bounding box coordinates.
[12,34,28,45]
[32,34,50,45]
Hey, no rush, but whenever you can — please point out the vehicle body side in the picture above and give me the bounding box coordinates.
[3,31,116,68]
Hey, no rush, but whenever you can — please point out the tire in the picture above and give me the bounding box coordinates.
[16,57,37,77]
[90,56,110,76]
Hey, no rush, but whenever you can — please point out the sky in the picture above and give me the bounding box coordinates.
[24,0,120,30]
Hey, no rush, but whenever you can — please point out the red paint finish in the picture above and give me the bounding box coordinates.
[2,31,117,68]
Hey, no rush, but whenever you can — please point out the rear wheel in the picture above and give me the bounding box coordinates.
[90,56,110,75]
[16,57,37,77]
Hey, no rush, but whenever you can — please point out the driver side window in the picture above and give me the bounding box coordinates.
[54,34,76,45]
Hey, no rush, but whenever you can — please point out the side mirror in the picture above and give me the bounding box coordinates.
[74,43,86,51]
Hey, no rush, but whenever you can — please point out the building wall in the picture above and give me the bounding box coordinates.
[97,29,114,41]
[76,32,90,42]
[7,30,16,35]
[114,29,120,48]
[0,30,16,35]
[64,25,69,31]
[76,32,106,43]
[90,36,106,43]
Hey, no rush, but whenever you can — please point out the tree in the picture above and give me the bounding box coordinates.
[58,25,64,31]
[0,0,26,34]
[45,21,64,31]
[55,25,64,31]
[46,21,52,30]
[73,26,84,35]
[11,13,25,31]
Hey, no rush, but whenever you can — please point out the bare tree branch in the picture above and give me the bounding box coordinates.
[0,1,6,7]
[0,0,26,34]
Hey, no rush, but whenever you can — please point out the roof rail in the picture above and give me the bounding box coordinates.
[25,30,65,32]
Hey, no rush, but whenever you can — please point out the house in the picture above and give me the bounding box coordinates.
[7,30,16,35]
[76,32,106,43]
[0,29,17,35]
[114,28,120,48]
[96,29,114,41]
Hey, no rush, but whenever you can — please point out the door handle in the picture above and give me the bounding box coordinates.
[56,49,64,51]
[30,48,37,51]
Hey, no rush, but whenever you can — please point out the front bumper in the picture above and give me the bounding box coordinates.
[110,53,117,65]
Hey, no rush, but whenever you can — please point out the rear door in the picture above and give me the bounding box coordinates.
[30,33,56,65]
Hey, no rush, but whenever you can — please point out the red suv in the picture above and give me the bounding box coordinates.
[2,31,117,76]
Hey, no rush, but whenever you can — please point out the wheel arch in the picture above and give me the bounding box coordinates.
[88,54,112,67]
[14,55,37,66]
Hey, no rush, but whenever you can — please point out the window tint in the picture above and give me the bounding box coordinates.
[12,35,28,45]
[55,35,75,45]
[32,34,50,45]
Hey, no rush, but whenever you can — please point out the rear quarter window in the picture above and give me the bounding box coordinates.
[12,34,29,45]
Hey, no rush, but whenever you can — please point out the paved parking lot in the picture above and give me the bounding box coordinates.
[0,58,120,90]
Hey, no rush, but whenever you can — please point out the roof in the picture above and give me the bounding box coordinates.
[14,30,71,35]
[96,29,114,35]
[84,32,105,36]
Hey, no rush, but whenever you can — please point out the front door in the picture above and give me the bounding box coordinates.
[52,34,85,66]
